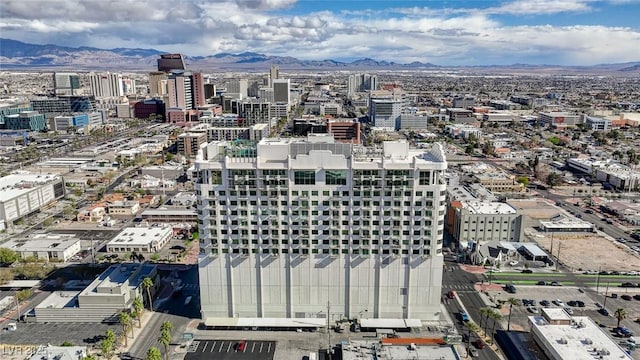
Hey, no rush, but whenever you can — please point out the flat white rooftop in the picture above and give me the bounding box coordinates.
[341,340,458,360]
[530,315,632,360]
[108,226,171,247]
[3,236,80,252]
[462,201,517,215]
[0,172,61,202]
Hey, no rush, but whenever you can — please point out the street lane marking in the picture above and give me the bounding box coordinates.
[251,343,256,352]
[211,341,216,352]
[219,342,224,352]
[202,342,208,352]
[226,342,232,352]
[260,342,264,352]
[267,342,272,353]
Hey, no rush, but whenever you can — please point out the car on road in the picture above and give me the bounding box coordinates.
[505,284,517,293]
[468,347,479,357]
[576,214,583,218]
[622,295,633,301]
[475,339,485,349]
[521,269,533,274]
[621,282,635,288]
[550,281,562,286]
[461,311,470,322]
[537,281,547,285]
[585,209,594,214]
[578,288,585,293]
[598,308,610,316]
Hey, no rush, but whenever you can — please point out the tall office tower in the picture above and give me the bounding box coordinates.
[226,79,248,100]
[196,135,448,325]
[157,54,186,72]
[191,72,205,108]
[53,73,81,96]
[167,71,205,110]
[348,73,378,96]
[88,72,124,98]
[167,72,193,110]
[149,72,168,97]
[272,79,290,104]
[269,65,279,87]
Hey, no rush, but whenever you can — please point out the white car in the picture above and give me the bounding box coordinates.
[509,261,518,266]
[553,299,564,306]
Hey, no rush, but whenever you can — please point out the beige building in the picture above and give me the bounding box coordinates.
[107,226,172,253]
[474,172,525,193]
[77,205,107,223]
[178,132,207,157]
[107,200,140,217]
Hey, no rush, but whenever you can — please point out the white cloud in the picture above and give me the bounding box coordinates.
[1,0,639,65]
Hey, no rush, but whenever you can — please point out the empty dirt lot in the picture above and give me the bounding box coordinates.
[533,233,640,272]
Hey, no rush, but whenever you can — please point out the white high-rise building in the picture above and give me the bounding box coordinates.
[272,79,290,105]
[226,79,248,100]
[269,65,279,87]
[370,99,403,131]
[89,72,124,98]
[348,73,378,96]
[195,135,448,326]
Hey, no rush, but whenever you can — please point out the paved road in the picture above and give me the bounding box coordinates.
[539,190,638,244]
[442,256,500,360]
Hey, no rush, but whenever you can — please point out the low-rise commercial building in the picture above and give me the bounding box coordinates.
[529,309,632,360]
[106,200,140,217]
[177,131,207,157]
[474,172,525,193]
[0,172,65,231]
[34,263,158,323]
[2,234,82,262]
[107,226,172,253]
[539,214,595,233]
[539,112,582,129]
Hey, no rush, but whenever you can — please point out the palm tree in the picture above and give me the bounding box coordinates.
[158,325,172,360]
[119,312,133,346]
[614,308,627,328]
[161,321,174,334]
[132,296,144,327]
[479,307,491,335]
[142,277,154,311]
[506,297,521,331]
[464,321,480,358]
[146,347,162,360]
[490,311,503,341]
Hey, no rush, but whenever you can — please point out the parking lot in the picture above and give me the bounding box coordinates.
[185,340,276,360]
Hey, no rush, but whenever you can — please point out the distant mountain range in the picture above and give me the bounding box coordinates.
[1,38,639,74]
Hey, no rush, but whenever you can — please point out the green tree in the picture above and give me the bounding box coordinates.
[516,176,529,186]
[0,247,20,265]
[0,268,14,285]
[132,296,144,327]
[614,308,627,328]
[159,322,173,360]
[479,307,492,335]
[546,173,562,188]
[100,329,116,358]
[119,312,133,347]
[506,297,521,331]
[60,341,73,347]
[489,311,503,341]
[464,321,480,357]
[16,289,32,302]
[142,277,154,311]
[146,347,162,360]
[83,354,97,360]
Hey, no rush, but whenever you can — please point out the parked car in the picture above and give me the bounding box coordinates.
[536,281,547,286]
[468,347,479,357]
[622,295,633,301]
[553,299,564,306]
[621,282,635,288]
[521,269,533,274]
[505,284,517,293]
[540,300,551,307]
[474,339,485,349]
[236,340,247,352]
[527,307,539,314]
[564,307,574,315]
[550,281,562,286]
[598,308,610,316]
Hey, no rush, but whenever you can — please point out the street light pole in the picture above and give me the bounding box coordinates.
[603,282,610,310]
[327,299,331,360]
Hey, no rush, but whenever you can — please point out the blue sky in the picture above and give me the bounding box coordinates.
[1,0,640,65]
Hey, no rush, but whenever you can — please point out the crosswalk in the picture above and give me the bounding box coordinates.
[183,283,198,290]
[443,284,473,290]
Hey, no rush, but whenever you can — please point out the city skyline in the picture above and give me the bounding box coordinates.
[1,0,640,66]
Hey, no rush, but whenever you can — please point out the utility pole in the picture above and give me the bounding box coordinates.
[555,243,561,272]
[603,282,610,310]
[596,266,602,294]
[327,299,332,360]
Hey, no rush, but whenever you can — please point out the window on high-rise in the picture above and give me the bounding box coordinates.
[294,171,316,185]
